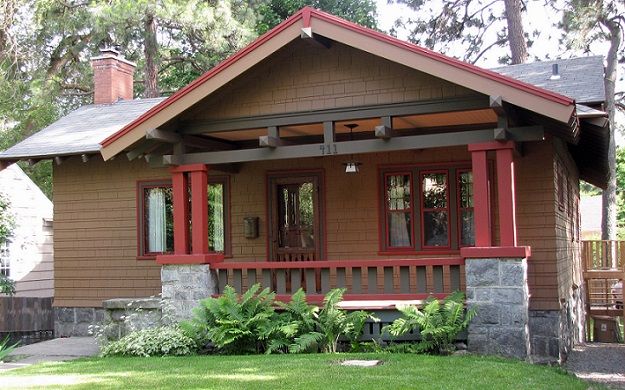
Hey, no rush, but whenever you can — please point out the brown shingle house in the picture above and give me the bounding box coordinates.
[0,8,609,362]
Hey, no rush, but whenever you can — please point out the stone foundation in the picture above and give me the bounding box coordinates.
[528,310,561,362]
[54,307,105,337]
[529,285,585,363]
[102,298,163,341]
[161,264,218,321]
[466,258,530,359]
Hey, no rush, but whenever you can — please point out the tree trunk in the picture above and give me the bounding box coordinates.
[600,16,620,240]
[143,10,159,98]
[503,0,528,64]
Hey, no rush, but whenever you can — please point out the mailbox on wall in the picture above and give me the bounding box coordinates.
[243,217,259,239]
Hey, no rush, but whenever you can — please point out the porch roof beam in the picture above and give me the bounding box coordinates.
[180,95,489,135]
[163,125,543,166]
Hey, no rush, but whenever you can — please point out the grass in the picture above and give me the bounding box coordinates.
[0,353,597,390]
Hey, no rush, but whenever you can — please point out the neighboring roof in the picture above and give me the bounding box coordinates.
[0,98,165,160]
[99,6,577,160]
[492,56,605,105]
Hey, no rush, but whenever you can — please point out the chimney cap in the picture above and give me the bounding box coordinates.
[90,47,137,67]
[99,46,120,56]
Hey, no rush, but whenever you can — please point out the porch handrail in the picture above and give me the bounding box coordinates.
[213,257,464,270]
[581,240,625,271]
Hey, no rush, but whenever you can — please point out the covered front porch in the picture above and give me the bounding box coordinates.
[148,107,532,303]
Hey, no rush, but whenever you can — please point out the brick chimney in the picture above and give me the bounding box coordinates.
[91,48,136,104]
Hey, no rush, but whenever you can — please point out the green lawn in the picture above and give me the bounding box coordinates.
[0,353,595,389]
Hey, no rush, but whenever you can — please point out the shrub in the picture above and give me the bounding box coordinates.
[100,325,196,357]
[290,288,378,353]
[0,275,15,296]
[182,284,276,354]
[383,291,476,355]
[262,288,319,354]
[0,335,19,362]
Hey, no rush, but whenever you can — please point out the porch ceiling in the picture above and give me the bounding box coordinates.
[203,109,497,143]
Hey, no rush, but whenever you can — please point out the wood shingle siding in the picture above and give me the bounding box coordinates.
[183,41,476,122]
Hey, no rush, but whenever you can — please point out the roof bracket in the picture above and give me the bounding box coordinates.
[259,126,292,148]
[375,116,394,139]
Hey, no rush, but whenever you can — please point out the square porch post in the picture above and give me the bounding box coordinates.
[189,164,209,254]
[464,141,531,360]
[157,164,221,322]
[171,168,189,255]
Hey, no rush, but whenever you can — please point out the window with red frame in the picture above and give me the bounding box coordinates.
[137,179,229,257]
[421,171,450,248]
[385,173,413,248]
[458,170,475,246]
[381,165,474,252]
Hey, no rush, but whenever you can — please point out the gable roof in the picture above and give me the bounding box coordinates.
[491,56,605,105]
[0,98,164,160]
[99,6,577,160]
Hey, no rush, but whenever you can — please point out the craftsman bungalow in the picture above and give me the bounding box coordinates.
[0,8,609,362]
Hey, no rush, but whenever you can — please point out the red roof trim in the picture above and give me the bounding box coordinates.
[100,8,308,148]
[101,6,574,150]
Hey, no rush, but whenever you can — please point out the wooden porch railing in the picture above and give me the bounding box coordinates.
[213,258,465,303]
[581,240,624,324]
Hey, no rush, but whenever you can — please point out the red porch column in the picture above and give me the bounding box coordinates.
[464,141,529,258]
[496,146,517,247]
[171,168,189,255]
[157,164,223,265]
[469,149,491,247]
[189,165,209,255]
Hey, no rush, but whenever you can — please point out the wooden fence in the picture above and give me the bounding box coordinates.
[0,297,54,343]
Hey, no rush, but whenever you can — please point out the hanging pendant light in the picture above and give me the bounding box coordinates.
[343,123,361,173]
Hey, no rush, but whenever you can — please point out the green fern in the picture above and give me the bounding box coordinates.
[181,284,276,354]
[382,291,475,354]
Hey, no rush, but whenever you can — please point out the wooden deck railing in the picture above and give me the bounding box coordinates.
[581,240,624,323]
[582,240,625,270]
[213,258,465,303]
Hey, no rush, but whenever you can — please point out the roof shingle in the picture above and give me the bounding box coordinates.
[0,98,165,159]
[491,56,605,105]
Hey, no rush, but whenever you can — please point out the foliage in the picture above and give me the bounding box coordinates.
[262,288,319,354]
[255,0,378,35]
[0,192,14,243]
[290,288,378,353]
[0,335,19,362]
[0,192,15,296]
[100,325,196,357]
[390,0,531,64]
[183,285,377,354]
[383,291,475,355]
[0,276,15,296]
[182,284,277,354]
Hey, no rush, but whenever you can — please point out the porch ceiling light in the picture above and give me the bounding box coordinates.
[344,161,361,173]
[343,123,361,174]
